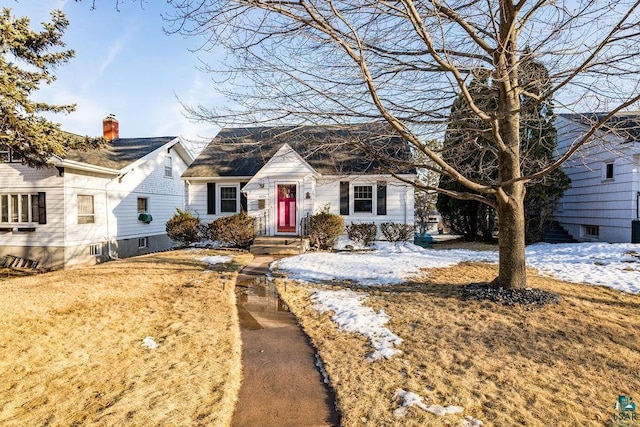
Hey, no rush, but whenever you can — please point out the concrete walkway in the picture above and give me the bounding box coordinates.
[232,255,340,427]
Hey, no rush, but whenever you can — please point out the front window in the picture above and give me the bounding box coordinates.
[0,194,39,223]
[353,185,373,213]
[77,195,95,224]
[220,186,238,213]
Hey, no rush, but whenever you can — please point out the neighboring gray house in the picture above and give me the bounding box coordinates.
[554,112,640,243]
[182,123,415,238]
[0,116,194,269]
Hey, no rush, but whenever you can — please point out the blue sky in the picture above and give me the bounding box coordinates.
[8,1,223,146]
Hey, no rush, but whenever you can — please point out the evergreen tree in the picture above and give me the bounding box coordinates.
[0,8,102,167]
[438,55,570,243]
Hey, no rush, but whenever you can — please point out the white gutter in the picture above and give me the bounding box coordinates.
[56,159,121,176]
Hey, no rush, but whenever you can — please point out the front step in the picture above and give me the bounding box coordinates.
[543,221,578,244]
[250,237,310,255]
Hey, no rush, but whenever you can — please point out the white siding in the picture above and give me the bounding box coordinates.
[315,175,414,235]
[555,117,640,242]
[0,163,66,247]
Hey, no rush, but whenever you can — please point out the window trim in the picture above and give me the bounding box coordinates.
[353,184,374,213]
[137,197,149,213]
[89,243,103,256]
[583,225,600,238]
[164,156,173,178]
[77,194,95,224]
[219,184,240,214]
[604,161,615,181]
[138,237,149,249]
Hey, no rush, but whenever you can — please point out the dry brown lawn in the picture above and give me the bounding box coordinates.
[276,262,640,427]
[0,249,251,427]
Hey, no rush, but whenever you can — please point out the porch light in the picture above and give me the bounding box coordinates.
[305,192,311,199]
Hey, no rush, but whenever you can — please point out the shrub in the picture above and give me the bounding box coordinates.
[309,210,345,250]
[380,222,414,242]
[166,209,202,245]
[347,222,378,246]
[208,212,255,248]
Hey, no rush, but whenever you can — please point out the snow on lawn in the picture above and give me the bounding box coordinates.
[276,242,497,286]
[195,255,233,266]
[276,241,640,293]
[311,289,403,361]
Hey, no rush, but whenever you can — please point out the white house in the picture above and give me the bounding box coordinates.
[182,123,415,238]
[554,112,640,243]
[0,116,194,269]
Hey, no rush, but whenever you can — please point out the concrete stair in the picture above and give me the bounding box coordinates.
[543,221,578,244]
[250,236,310,255]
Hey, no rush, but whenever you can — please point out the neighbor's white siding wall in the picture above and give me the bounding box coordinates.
[0,163,66,247]
[555,117,640,243]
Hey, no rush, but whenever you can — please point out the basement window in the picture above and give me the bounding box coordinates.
[138,237,148,249]
[89,243,103,256]
[583,225,599,237]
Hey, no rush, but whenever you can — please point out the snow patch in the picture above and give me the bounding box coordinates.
[311,289,402,361]
[141,336,158,349]
[196,255,232,266]
[393,389,464,418]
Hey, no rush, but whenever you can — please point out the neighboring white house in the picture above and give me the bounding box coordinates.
[0,116,194,269]
[182,123,415,238]
[554,112,640,243]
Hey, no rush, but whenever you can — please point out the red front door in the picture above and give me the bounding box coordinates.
[277,184,296,233]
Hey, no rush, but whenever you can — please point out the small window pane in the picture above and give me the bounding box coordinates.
[11,195,18,222]
[1,195,8,222]
[20,195,29,222]
[137,198,148,213]
[31,195,39,223]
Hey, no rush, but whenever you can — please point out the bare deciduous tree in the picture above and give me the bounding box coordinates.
[164,0,640,289]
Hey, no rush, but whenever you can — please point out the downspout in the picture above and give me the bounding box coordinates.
[105,170,129,260]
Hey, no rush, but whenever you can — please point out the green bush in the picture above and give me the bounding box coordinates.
[309,210,345,250]
[347,222,377,246]
[380,222,414,242]
[166,209,202,245]
[208,212,255,248]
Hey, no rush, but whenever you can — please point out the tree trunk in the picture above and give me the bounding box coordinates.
[495,185,527,289]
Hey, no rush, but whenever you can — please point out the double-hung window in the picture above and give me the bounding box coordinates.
[164,156,173,178]
[220,186,238,213]
[77,195,95,224]
[353,185,373,213]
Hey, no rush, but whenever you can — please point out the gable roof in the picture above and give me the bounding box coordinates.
[559,112,640,142]
[62,136,179,170]
[182,123,415,178]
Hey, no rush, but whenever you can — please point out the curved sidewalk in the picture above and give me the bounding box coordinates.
[232,255,340,427]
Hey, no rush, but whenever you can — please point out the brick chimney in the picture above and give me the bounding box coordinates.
[103,114,119,141]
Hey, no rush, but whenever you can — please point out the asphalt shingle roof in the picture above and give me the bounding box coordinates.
[182,123,414,178]
[64,136,177,170]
